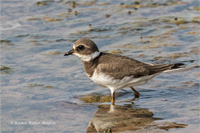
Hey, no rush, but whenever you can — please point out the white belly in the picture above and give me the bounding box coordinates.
[89,69,158,93]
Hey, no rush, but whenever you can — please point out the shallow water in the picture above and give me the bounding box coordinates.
[1,0,200,132]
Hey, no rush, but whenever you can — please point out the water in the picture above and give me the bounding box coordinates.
[1,0,200,132]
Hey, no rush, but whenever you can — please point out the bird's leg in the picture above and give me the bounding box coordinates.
[111,91,115,105]
[130,87,140,98]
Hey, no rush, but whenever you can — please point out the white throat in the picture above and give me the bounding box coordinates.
[74,51,100,62]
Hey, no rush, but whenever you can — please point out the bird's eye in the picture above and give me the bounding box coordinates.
[77,45,84,50]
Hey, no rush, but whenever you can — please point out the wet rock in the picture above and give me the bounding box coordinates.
[29,40,38,43]
[78,1,96,6]
[178,25,187,29]
[79,91,131,103]
[35,0,53,6]
[167,52,188,59]
[27,17,40,21]
[190,47,200,54]
[0,65,13,74]
[182,81,193,84]
[192,16,200,23]
[55,39,68,42]
[162,29,177,35]
[191,107,200,111]
[182,81,199,89]
[161,17,186,25]
[193,6,200,11]
[68,8,72,13]
[79,93,111,103]
[36,1,48,6]
[153,52,189,62]
[188,31,197,35]
[57,13,69,18]
[0,40,14,46]
[28,83,44,87]
[173,17,186,25]
[100,2,110,5]
[105,14,111,18]
[191,83,199,88]
[155,122,187,131]
[89,27,110,32]
[0,65,11,71]
[15,34,30,38]
[74,11,78,16]
[69,1,76,8]
[32,42,44,45]
[28,16,63,22]
[41,17,63,22]
[136,54,147,57]
[128,11,132,15]
[120,4,141,9]
[29,34,46,39]
[119,0,183,10]
[44,85,54,88]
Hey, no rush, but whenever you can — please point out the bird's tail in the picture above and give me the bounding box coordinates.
[170,63,185,69]
[147,63,185,75]
[163,63,185,73]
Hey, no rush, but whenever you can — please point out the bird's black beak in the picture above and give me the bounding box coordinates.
[64,49,74,56]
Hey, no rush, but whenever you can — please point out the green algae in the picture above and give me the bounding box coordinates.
[79,93,111,103]
[0,65,13,74]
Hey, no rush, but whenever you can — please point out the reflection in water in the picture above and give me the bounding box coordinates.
[86,104,161,132]
[86,104,187,132]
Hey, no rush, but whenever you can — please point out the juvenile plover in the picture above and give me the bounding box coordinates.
[64,38,184,105]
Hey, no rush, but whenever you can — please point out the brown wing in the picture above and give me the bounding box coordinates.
[96,53,150,79]
[96,53,175,79]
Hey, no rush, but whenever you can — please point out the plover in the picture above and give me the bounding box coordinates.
[64,38,184,105]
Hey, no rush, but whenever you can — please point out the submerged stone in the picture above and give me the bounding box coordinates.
[193,6,200,11]
[41,17,63,22]
[0,65,13,74]
[35,0,53,6]
[0,40,14,46]
[156,122,187,131]
[28,83,44,87]
[0,65,11,71]
[192,16,200,23]
[161,17,186,25]
[79,93,111,103]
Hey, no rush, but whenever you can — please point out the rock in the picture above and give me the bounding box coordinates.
[41,17,63,22]
[0,65,11,71]
[0,40,14,46]
[0,65,13,74]
[79,93,111,103]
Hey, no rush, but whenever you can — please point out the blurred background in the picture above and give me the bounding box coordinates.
[1,0,200,132]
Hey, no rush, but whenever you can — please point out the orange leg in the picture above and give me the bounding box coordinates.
[111,91,115,105]
[130,87,140,98]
